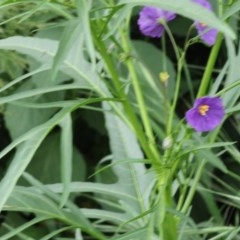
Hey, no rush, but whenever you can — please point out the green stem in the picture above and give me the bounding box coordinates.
[180,121,224,215]
[161,22,182,136]
[120,30,160,162]
[92,26,158,162]
[161,33,167,71]
[157,170,177,240]
[181,159,206,214]
[196,33,223,98]
[162,22,180,60]
[218,0,224,17]
[166,52,185,135]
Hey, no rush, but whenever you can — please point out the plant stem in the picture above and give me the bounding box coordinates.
[161,33,167,71]
[162,22,182,136]
[166,52,185,135]
[120,29,160,162]
[196,33,223,98]
[180,122,224,215]
[92,25,158,162]
[157,169,177,240]
[181,159,206,214]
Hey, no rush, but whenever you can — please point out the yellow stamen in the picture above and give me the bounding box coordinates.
[198,104,209,116]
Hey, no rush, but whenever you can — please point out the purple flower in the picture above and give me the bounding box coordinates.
[137,6,176,38]
[185,96,225,132]
[192,0,218,46]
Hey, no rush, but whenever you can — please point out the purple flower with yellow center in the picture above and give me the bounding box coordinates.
[185,96,225,132]
[192,0,218,46]
[137,6,176,38]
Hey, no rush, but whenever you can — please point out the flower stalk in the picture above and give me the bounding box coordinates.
[120,29,161,162]
[197,33,223,98]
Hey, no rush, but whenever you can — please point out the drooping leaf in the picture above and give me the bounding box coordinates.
[119,0,235,39]
[0,36,110,97]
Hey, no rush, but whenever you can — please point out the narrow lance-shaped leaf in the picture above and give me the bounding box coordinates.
[59,113,73,207]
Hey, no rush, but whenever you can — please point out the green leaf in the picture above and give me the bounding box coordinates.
[0,64,50,94]
[0,36,110,97]
[59,113,73,207]
[0,98,114,213]
[183,141,235,155]
[0,215,49,240]
[76,0,96,66]
[103,102,155,220]
[222,1,240,20]
[40,226,74,240]
[197,149,228,173]
[0,83,80,105]
[20,173,106,239]
[119,0,235,39]
[110,227,153,240]
[0,106,76,212]
[45,181,138,201]
[222,37,240,108]
[51,19,83,81]
[131,40,176,128]
[4,80,65,139]
[19,132,86,185]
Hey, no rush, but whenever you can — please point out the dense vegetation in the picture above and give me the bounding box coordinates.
[0,0,240,239]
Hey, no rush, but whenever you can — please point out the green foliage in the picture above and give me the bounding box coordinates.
[0,0,240,239]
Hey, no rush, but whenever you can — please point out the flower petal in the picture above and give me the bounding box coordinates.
[138,7,176,38]
[185,96,225,132]
[192,0,218,45]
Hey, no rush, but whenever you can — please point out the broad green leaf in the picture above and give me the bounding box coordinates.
[5,80,65,139]
[0,107,75,212]
[0,36,110,97]
[119,0,235,39]
[103,102,155,220]
[0,97,112,212]
[19,133,86,185]
[0,98,113,163]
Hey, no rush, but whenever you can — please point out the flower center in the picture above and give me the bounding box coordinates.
[200,22,207,27]
[198,104,209,116]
